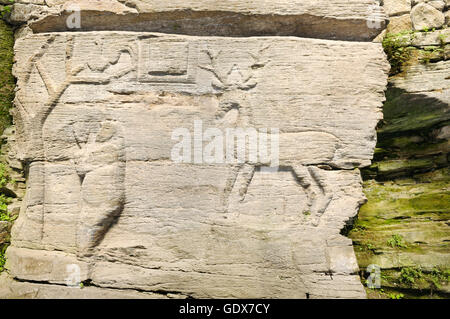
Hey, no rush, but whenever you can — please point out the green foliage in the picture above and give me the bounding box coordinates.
[438,34,446,46]
[0,163,12,221]
[0,244,6,272]
[0,17,14,268]
[387,292,404,299]
[0,195,12,222]
[0,18,14,134]
[387,234,408,249]
[0,1,14,19]
[0,6,11,19]
[366,287,405,300]
[0,163,12,271]
[0,164,13,272]
[358,242,377,253]
[382,31,414,75]
[428,267,450,289]
[399,267,423,285]
[420,45,446,64]
[396,266,449,292]
[0,162,10,188]
[350,219,368,233]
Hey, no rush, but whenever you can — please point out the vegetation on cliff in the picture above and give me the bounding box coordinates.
[0,11,14,273]
[350,83,449,299]
[382,30,448,75]
[0,18,13,134]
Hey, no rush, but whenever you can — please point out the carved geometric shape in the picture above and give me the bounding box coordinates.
[138,38,197,83]
[149,42,188,75]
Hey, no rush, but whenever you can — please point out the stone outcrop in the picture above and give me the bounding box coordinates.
[351,60,450,296]
[0,1,391,298]
[0,14,15,277]
[0,273,180,298]
[411,2,445,30]
[350,0,450,299]
[384,0,450,32]
[11,0,386,41]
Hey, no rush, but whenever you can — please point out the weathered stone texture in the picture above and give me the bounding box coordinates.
[11,0,386,41]
[352,0,450,296]
[0,31,390,298]
[411,2,446,30]
[350,60,450,295]
[0,273,178,299]
[0,0,393,299]
[386,14,413,34]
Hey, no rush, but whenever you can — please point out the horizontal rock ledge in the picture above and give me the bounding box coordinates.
[12,0,387,41]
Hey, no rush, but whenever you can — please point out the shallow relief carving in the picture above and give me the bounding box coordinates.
[6,31,389,298]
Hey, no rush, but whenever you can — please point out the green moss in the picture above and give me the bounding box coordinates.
[0,162,13,221]
[381,30,447,73]
[387,234,408,249]
[0,1,14,15]
[0,244,6,272]
[354,74,449,298]
[382,31,415,75]
[0,18,14,273]
[362,266,450,299]
[0,162,11,188]
[385,267,450,290]
[356,173,450,218]
[376,158,435,173]
[386,292,405,299]
[0,18,14,135]
[0,195,12,222]
[350,167,450,297]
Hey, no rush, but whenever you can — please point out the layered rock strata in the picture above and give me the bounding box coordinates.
[1,0,390,298]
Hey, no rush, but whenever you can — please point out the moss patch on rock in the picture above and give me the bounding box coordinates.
[351,67,450,297]
[0,18,14,135]
[0,16,14,274]
[382,29,449,75]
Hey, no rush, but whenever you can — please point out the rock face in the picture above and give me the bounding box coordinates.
[384,0,449,32]
[351,0,450,298]
[383,0,412,16]
[411,2,445,30]
[1,1,390,298]
[0,222,9,244]
[11,0,386,41]
[0,273,177,299]
[351,63,450,296]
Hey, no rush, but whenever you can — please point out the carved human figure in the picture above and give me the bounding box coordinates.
[12,35,135,247]
[72,120,125,255]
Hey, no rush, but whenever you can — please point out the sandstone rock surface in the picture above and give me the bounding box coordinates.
[0,273,178,298]
[11,0,386,41]
[351,58,450,297]
[383,0,412,16]
[386,14,413,34]
[1,1,391,299]
[411,2,446,30]
[0,221,9,243]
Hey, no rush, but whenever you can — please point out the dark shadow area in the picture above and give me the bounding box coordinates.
[363,84,450,181]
